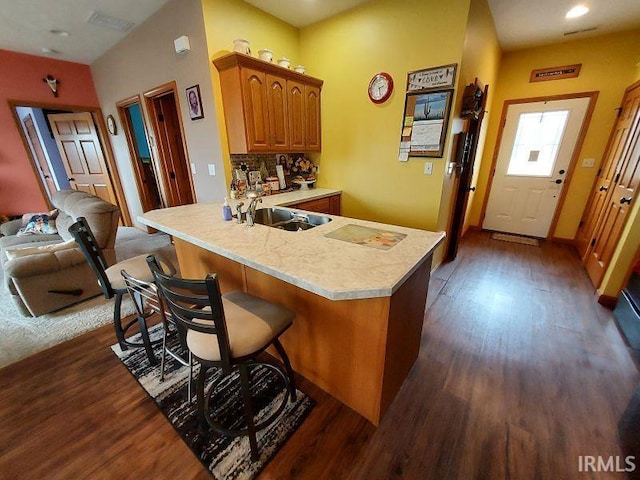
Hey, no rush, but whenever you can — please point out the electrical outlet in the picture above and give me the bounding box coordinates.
[208,164,216,176]
[190,163,196,175]
[424,162,433,175]
[582,157,595,168]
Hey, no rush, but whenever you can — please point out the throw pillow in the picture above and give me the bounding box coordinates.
[17,211,58,236]
[5,239,77,260]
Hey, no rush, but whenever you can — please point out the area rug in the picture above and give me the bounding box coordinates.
[111,324,315,480]
[491,232,540,246]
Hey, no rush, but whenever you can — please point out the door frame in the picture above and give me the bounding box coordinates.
[116,94,162,213]
[143,81,196,206]
[479,91,598,239]
[8,99,132,226]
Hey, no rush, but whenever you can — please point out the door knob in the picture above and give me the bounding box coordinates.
[621,197,633,205]
[599,186,608,192]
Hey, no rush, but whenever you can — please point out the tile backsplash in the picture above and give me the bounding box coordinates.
[230,153,304,181]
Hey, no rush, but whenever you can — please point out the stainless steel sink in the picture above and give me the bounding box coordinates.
[252,207,332,231]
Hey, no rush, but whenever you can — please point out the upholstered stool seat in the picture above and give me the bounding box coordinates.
[105,254,166,290]
[187,292,294,362]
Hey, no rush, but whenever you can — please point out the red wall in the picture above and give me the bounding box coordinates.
[0,49,100,215]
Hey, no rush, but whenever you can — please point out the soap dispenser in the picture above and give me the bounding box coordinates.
[222,197,232,221]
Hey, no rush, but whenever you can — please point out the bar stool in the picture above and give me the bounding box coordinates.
[68,217,172,364]
[146,254,297,461]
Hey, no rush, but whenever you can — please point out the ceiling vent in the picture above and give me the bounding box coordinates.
[87,11,135,32]
[563,26,598,36]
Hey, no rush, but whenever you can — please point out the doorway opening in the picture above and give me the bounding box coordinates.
[481,92,597,238]
[9,101,131,225]
[144,82,195,207]
[117,95,162,213]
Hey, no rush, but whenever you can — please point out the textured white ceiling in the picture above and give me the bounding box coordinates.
[243,0,371,28]
[0,0,172,64]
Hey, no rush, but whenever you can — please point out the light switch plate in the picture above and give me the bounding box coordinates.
[582,158,595,168]
[424,162,433,175]
[190,163,196,175]
[208,164,216,176]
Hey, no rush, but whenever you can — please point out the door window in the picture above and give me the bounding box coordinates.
[507,110,569,177]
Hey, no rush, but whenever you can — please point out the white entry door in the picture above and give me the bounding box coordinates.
[483,97,590,237]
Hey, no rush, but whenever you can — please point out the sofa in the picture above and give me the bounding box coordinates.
[0,190,120,316]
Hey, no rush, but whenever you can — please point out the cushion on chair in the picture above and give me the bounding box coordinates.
[106,254,173,290]
[186,292,294,362]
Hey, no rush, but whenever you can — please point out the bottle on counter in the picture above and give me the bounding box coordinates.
[222,197,233,221]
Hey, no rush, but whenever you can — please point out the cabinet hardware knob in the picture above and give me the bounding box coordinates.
[599,186,608,192]
[469,186,476,192]
[621,197,633,205]
[68,177,75,181]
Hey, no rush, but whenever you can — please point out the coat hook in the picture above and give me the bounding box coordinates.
[43,75,59,97]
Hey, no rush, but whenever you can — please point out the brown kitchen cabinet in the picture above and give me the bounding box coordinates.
[291,193,341,215]
[214,52,322,154]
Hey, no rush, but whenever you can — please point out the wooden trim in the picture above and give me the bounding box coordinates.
[116,94,157,214]
[213,52,323,88]
[143,81,197,205]
[597,294,618,309]
[7,100,132,225]
[478,91,599,239]
[550,236,576,246]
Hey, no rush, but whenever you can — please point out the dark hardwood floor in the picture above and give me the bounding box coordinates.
[1,230,639,479]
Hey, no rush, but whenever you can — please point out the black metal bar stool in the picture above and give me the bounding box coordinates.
[147,254,297,461]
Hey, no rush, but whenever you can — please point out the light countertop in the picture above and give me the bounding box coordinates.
[139,188,445,301]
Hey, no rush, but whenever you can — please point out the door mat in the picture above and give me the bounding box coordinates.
[111,324,315,480]
[491,232,540,246]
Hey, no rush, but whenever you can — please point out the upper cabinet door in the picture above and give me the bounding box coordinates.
[288,81,305,151]
[241,68,270,151]
[266,74,289,151]
[214,52,323,153]
[305,85,321,151]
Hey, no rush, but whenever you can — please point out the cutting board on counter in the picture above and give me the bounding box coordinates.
[324,224,407,251]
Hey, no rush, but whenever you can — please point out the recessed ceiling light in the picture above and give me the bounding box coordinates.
[41,47,61,55]
[49,29,70,37]
[566,5,589,18]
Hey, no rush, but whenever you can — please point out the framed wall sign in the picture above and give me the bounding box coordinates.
[530,64,581,83]
[399,89,453,157]
[407,63,457,92]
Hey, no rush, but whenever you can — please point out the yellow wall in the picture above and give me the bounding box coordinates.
[200,0,300,187]
[299,0,471,230]
[469,29,640,240]
[437,0,502,242]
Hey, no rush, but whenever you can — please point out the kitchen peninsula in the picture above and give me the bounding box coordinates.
[139,188,444,425]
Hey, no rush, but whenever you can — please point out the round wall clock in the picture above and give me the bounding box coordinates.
[368,72,393,104]
[107,115,117,135]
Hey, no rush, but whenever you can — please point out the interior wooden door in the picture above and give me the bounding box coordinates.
[583,87,640,287]
[265,74,289,151]
[149,92,194,207]
[47,112,118,204]
[577,82,640,257]
[23,114,56,199]
[305,84,321,151]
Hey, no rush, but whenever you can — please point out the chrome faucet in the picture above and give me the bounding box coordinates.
[245,193,262,227]
[235,202,244,224]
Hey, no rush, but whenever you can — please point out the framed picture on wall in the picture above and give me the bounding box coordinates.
[399,89,453,157]
[186,84,204,120]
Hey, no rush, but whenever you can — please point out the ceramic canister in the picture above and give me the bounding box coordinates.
[233,38,251,55]
[258,49,273,62]
[277,57,291,68]
[266,176,280,191]
[294,65,306,74]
